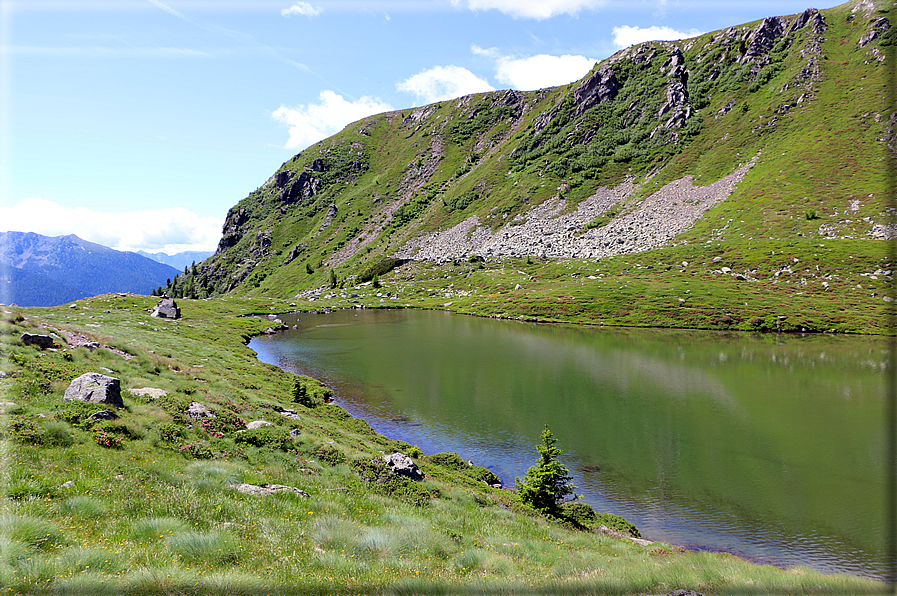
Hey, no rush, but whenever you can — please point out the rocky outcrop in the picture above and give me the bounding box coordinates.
[859,16,890,47]
[149,298,180,319]
[218,207,249,252]
[21,333,55,349]
[283,243,306,266]
[320,204,338,230]
[382,452,424,481]
[186,401,215,420]
[130,387,169,399]
[235,483,309,497]
[278,170,320,205]
[786,8,826,35]
[740,16,786,63]
[64,373,123,408]
[572,65,620,117]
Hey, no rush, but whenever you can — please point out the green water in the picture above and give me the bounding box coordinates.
[251,308,892,578]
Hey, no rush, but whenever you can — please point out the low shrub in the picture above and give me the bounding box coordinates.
[234,426,292,450]
[469,465,501,486]
[388,440,423,458]
[53,401,108,428]
[350,458,434,507]
[177,441,214,459]
[357,258,401,283]
[157,422,185,443]
[427,452,468,471]
[595,511,641,538]
[7,416,45,445]
[312,444,347,466]
[93,429,123,449]
[319,403,350,421]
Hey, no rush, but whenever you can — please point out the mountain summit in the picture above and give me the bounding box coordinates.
[0,232,179,306]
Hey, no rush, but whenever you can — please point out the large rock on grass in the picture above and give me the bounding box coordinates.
[150,299,180,319]
[382,452,424,481]
[235,483,309,497]
[21,333,55,349]
[64,373,123,408]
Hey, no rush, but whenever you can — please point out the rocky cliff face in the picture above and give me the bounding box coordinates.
[168,0,893,300]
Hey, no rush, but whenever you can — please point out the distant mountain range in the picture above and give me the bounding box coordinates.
[136,250,214,272]
[0,232,181,307]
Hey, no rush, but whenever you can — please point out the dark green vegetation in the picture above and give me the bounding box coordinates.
[160,1,893,337]
[0,299,884,593]
[516,427,577,513]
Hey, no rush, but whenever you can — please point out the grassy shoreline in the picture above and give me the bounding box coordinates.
[0,294,888,594]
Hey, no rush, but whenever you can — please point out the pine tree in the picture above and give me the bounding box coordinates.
[516,426,576,512]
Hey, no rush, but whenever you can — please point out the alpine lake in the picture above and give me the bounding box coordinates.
[249,308,892,580]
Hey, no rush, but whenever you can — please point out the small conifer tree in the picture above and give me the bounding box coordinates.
[292,378,315,408]
[516,426,576,512]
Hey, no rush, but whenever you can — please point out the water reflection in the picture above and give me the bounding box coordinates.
[250,309,890,579]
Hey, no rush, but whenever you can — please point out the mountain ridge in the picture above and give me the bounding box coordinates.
[0,231,180,306]
[162,0,894,333]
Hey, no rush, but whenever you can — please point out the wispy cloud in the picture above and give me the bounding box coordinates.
[472,45,594,90]
[281,2,323,17]
[611,25,703,49]
[0,198,222,253]
[272,90,392,150]
[396,65,494,104]
[146,0,184,19]
[452,0,607,20]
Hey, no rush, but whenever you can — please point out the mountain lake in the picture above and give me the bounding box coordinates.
[249,308,892,579]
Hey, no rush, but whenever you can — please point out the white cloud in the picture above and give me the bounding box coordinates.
[473,45,594,90]
[281,2,323,17]
[0,198,222,254]
[396,65,494,104]
[452,0,606,19]
[611,25,703,49]
[272,90,393,149]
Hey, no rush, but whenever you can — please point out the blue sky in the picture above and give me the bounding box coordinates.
[1,0,838,253]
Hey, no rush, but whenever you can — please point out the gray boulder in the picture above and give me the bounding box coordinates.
[150,299,180,319]
[64,373,123,408]
[185,402,215,420]
[246,420,273,429]
[382,452,424,481]
[235,483,309,497]
[21,333,55,349]
[130,387,169,400]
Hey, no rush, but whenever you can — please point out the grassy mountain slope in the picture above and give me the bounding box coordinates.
[165,1,895,335]
[0,299,884,594]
